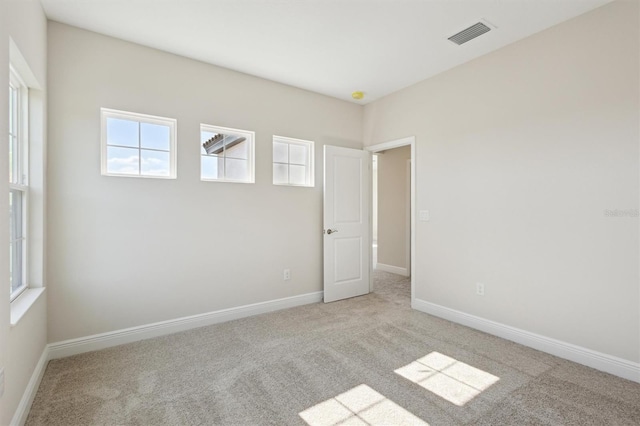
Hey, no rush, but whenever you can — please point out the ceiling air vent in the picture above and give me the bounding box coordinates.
[448,22,491,45]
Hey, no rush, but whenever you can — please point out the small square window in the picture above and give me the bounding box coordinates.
[201,124,255,183]
[101,108,177,178]
[272,136,314,187]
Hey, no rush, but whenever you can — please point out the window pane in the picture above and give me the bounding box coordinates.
[10,239,24,294]
[225,136,249,160]
[290,143,308,166]
[107,146,140,175]
[9,240,13,292]
[202,132,225,155]
[273,163,288,185]
[9,135,18,184]
[201,131,217,155]
[140,123,170,151]
[201,131,217,144]
[9,86,16,135]
[225,158,249,181]
[273,141,288,163]
[290,165,307,185]
[9,190,25,295]
[107,117,139,148]
[201,125,254,182]
[201,155,223,180]
[141,149,170,177]
[9,190,24,240]
[9,86,18,183]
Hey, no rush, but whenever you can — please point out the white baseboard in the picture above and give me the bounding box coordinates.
[412,298,640,383]
[11,346,49,426]
[13,292,322,424]
[18,293,637,424]
[375,263,409,276]
[49,291,323,360]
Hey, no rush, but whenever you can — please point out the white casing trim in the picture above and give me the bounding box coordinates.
[412,298,640,383]
[10,347,49,426]
[367,135,416,306]
[374,263,409,277]
[365,137,415,152]
[49,291,323,359]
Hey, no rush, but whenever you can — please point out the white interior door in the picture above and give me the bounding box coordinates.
[323,145,371,303]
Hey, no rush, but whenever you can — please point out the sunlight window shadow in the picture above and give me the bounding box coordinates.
[394,352,499,406]
[299,384,429,426]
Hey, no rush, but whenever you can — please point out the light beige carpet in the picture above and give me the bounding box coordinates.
[27,271,640,425]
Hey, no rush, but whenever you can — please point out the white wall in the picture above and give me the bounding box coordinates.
[47,22,363,343]
[0,1,48,424]
[364,0,639,363]
[377,146,411,270]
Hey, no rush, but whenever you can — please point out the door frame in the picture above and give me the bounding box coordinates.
[366,136,416,305]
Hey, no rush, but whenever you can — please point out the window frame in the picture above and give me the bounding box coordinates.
[100,108,178,179]
[9,66,29,302]
[272,135,315,187]
[200,123,255,183]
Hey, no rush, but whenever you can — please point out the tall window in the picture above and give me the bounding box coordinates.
[272,136,314,187]
[200,124,255,183]
[101,108,177,178]
[9,67,28,300]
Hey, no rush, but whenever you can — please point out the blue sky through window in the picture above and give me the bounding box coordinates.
[141,122,170,151]
[105,116,171,177]
[107,118,138,148]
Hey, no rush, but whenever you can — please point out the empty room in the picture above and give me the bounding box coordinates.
[1,0,639,424]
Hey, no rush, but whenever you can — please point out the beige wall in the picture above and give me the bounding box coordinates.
[47,22,363,343]
[0,0,48,424]
[0,0,8,419]
[363,0,639,362]
[377,146,411,271]
[2,4,638,421]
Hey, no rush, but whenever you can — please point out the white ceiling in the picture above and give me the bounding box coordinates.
[40,0,612,104]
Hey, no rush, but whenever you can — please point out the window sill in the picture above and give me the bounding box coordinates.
[10,287,46,327]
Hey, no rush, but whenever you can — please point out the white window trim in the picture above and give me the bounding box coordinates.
[10,287,45,326]
[101,108,178,179]
[272,135,315,187]
[200,123,255,183]
[9,65,29,302]
[9,39,45,325]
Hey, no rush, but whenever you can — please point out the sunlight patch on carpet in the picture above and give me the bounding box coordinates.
[395,351,499,406]
[299,384,429,426]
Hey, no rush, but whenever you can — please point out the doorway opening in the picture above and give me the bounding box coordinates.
[367,137,415,306]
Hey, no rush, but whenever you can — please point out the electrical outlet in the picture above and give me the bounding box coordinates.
[283,269,291,281]
[0,367,5,398]
[476,282,485,296]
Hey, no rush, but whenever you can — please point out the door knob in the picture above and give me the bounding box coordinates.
[326,229,338,234]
